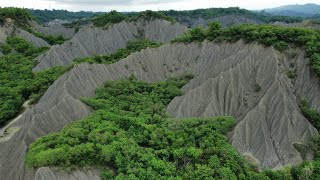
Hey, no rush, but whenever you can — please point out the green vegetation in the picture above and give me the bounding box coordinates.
[0,36,66,127]
[75,40,161,64]
[173,22,320,78]
[300,99,320,131]
[26,75,268,179]
[29,9,102,24]
[290,99,320,179]
[0,7,68,45]
[92,10,127,27]
[129,10,176,23]
[0,38,162,128]
[287,69,297,79]
[92,10,175,28]
[30,30,68,45]
[0,7,33,27]
[161,7,303,25]
[255,83,261,92]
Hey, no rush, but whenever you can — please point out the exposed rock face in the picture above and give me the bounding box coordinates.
[33,19,188,71]
[30,21,76,39]
[175,15,262,28]
[15,28,50,47]
[167,43,319,168]
[0,41,319,180]
[0,18,15,43]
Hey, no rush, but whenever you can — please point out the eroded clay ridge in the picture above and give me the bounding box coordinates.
[0,41,319,180]
[15,28,50,47]
[33,19,188,71]
[30,21,76,39]
[182,14,262,28]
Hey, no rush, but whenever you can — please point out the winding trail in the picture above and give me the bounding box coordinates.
[0,100,31,143]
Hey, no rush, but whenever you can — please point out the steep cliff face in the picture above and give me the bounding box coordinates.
[33,19,188,71]
[0,41,319,179]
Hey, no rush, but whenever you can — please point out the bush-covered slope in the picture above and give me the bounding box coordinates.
[26,75,268,179]
[0,7,33,27]
[0,36,61,127]
[0,38,161,128]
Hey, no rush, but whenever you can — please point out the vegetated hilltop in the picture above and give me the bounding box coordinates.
[28,9,103,24]
[264,3,320,17]
[1,7,320,180]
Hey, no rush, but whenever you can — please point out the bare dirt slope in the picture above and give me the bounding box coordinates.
[15,28,50,47]
[0,41,319,179]
[30,21,76,39]
[33,19,188,71]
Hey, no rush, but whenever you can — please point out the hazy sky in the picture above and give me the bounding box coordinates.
[1,0,319,12]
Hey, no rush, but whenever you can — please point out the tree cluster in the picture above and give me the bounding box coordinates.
[26,75,271,179]
[0,36,66,127]
[92,10,176,28]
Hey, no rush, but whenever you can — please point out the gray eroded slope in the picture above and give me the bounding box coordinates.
[30,21,76,39]
[15,28,50,47]
[176,15,262,28]
[0,41,319,179]
[33,19,188,71]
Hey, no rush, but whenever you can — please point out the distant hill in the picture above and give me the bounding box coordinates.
[28,9,103,23]
[28,7,304,26]
[264,3,320,17]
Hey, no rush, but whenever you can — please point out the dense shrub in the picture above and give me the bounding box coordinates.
[129,10,176,23]
[300,99,320,130]
[32,32,67,45]
[0,37,65,127]
[26,75,270,179]
[0,37,161,128]
[92,10,176,27]
[92,10,127,27]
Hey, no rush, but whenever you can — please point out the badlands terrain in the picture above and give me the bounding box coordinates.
[0,6,320,180]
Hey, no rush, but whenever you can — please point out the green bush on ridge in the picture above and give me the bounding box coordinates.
[92,10,176,28]
[0,7,33,27]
